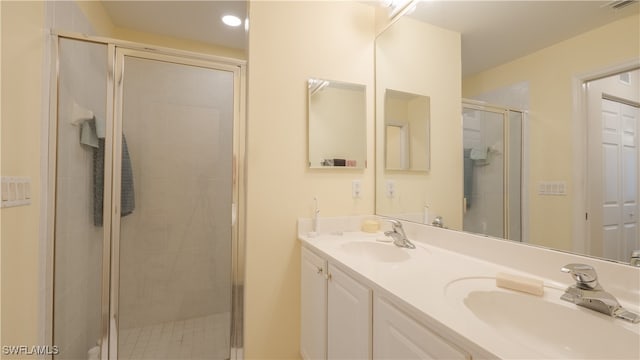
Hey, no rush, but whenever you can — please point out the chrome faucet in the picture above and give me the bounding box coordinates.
[384,219,416,249]
[630,250,640,267]
[431,216,444,228]
[560,263,640,323]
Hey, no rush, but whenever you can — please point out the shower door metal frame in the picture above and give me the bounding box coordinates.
[461,100,524,241]
[48,31,247,360]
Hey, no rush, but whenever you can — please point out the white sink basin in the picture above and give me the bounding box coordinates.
[445,277,640,359]
[340,241,411,262]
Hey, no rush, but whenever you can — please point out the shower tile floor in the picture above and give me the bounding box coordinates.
[118,312,230,360]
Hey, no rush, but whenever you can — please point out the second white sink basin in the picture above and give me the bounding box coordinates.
[445,277,640,359]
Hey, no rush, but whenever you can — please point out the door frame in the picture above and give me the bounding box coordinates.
[47,31,247,360]
[571,59,640,257]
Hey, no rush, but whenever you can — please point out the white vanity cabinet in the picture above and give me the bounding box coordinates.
[373,295,470,360]
[301,247,328,360]
[300,247,372,360]
[301,246,472,360]
[327,262,372,359]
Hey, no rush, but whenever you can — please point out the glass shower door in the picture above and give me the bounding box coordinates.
[462,104,524,241]
[54,37,108,360]
[508,110,523,242]
[462,106,505,238]
[114,52,235,360]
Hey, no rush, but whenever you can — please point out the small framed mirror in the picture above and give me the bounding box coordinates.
[308,78,367,169]
[384,89,430,171]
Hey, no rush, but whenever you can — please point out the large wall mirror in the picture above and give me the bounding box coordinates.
[375,0,640,265]
[308,78,367,169]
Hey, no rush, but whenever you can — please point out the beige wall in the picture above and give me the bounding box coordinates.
[463,14,640,251]
[246,1,375,358]
[74,0,115,36]
[113,27,245,60]
[1,1,45,355]
[376,15,462,226]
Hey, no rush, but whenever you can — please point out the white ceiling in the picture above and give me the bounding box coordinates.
[99,1,638,75]
[101,0,248,51]
[406,1,639,76]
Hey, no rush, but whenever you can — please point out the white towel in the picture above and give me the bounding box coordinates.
[95,115,105,138]
[80,118,99,148]
[470,147,488,160]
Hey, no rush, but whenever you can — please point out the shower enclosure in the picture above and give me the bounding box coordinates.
[50,34,245,360]
[462,101,523,241]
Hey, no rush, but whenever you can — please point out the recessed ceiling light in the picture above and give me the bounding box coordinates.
[222,15,242,27]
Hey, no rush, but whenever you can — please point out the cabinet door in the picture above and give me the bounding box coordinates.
[327,264,372,359]
[373,296,470,360]
[301,248,327,360]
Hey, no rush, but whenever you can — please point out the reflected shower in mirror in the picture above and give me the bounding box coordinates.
[308,78,367,169]
[375,0,640,265]
[385,89,430,171]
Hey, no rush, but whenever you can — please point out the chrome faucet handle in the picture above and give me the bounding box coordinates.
[631,250,640,267]
[386,218,401,227]
[386,219,405,234]
[383,219,415,249]
[561,263,600,290]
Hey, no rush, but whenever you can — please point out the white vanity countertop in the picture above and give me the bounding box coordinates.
[298,218,640,359]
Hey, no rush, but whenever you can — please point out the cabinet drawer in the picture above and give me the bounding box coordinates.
[373,295,470,360]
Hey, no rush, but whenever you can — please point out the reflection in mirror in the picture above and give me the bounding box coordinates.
[462,102,523,242]
[385,124,408,170]
[375,1,640,265]
[385,90,430,171]
[308,78,366,169]
[375,3,462,228]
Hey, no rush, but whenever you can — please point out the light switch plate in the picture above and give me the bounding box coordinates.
[538,181,567,196]
[1,176,32,208]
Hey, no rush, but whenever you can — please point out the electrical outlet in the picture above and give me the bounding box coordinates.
[352,180,362,198]
[386,180,396,198]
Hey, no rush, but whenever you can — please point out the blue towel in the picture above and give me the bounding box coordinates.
[93,135,135,226]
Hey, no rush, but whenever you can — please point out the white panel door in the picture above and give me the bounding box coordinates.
[622,102,640,259]
[327,264,372,360]
[373,296,469,360]
[301,248,327,360]
[596,99,639,261]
